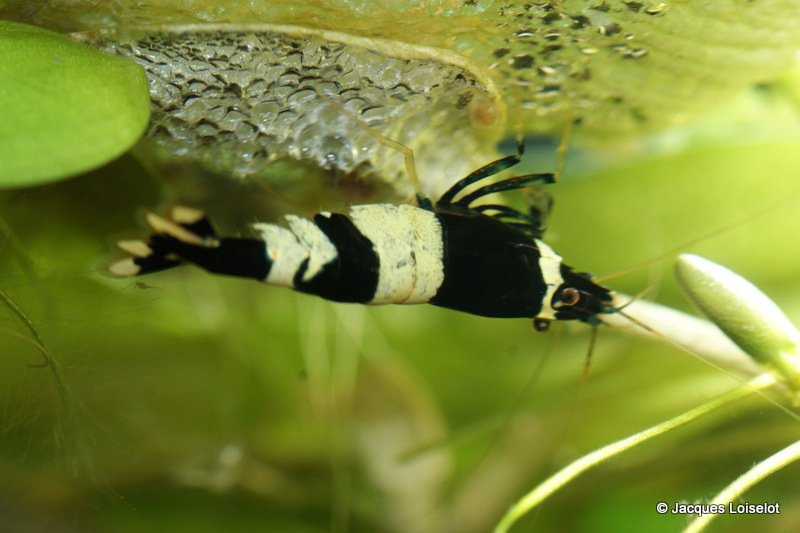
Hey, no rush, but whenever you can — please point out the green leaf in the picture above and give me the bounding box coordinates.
[0,21,150,187]
[675,253,800,393]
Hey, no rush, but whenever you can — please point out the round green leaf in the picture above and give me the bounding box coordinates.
[0,21,150,187]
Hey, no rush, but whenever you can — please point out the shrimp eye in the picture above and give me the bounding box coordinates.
[559,287,581,307]
[533,318,551,332]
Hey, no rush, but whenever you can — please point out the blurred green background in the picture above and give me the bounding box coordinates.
[3,90,800,532]
[3,3,800,533]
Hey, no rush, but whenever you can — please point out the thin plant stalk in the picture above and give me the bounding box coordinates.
[493,374,777,533]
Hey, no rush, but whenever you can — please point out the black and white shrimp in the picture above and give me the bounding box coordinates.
[110,143,615,331]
